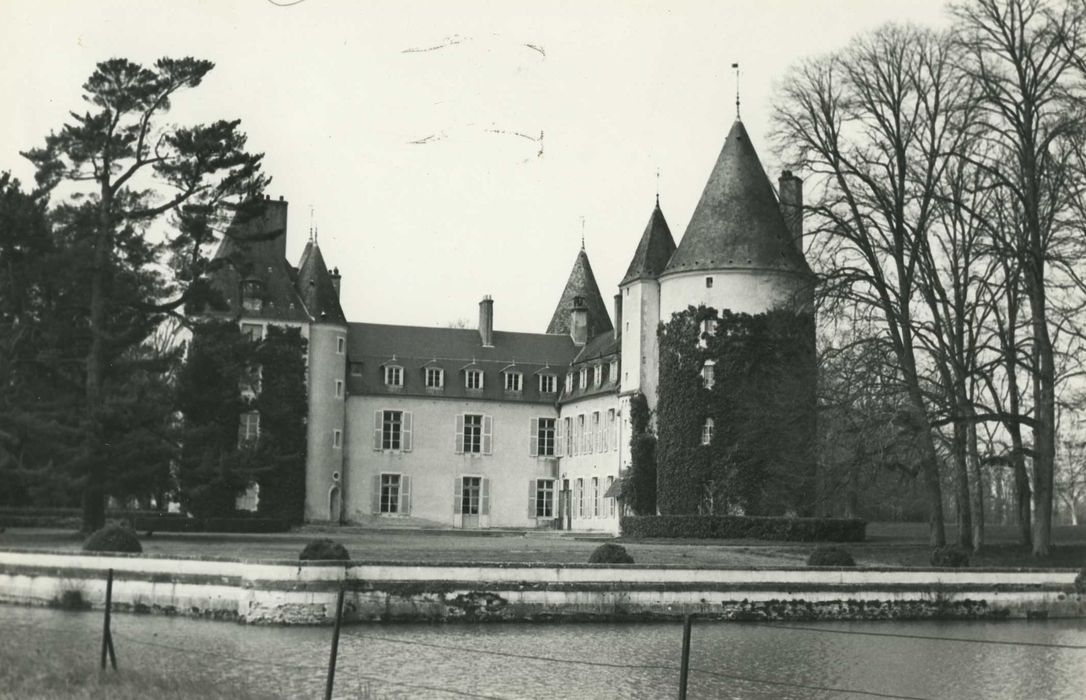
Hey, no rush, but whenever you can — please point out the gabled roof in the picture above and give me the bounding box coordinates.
[296,241,346,324]
[664,120,811,277]
[620,199,677,286]
[546,248,613,337]
[201,199,310,322]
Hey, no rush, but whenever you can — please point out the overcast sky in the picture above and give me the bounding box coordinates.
[3,0,950,332]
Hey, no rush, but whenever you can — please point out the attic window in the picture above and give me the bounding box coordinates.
[580,367,589,388]
[241,280,264,311]
[594,365,602,386]
[426,367,444,389]
[705,277,714,288]
[539,374,556,394]
[384,365,403,387]
[504,371,523,392]
[350,363,363,376]
[466,369,484,390]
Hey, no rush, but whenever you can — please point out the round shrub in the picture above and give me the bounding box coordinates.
[1073,568,1086,594]
[588,543,634,564]
[82,524,142,554]
[930,545,970,568]
[806,546,855,567]
[299,538,350,561]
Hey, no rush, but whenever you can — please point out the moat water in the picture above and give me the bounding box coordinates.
[4,606,1085,699]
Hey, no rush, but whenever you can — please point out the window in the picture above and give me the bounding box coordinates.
[241,322,264,341]
[607,476,616,516]
[610,360,618,384]
[504,371,523,392]
[608,409,617,451]
[705,276,714,288]
[699,319,717,348]
[466,369,483,390]
[383,410,402,450]
[580,367,588,388]
[564,417,573,456]
[385,365,403,387]
[592,477,601,517]
[565,373,573,393]
[590,411,600,453]
[335,380,344,398]
[240,364,262,396]
[241,280,263,311]
[336,336,346,354]
[701,417,714,445]
[594,365,602,386]
[576,478,585,517]
[533,418,556,457]
[380,474,401,514]
[425,367,444,389]
[576,415,585,455]
[701,360,715,389]
[350,363,363,376]
[532,479,555,518]
[238,411,260,446]
[539,374,556,393]
[332,429,343,448]
[457,414,492,454]
[458,476,484,515]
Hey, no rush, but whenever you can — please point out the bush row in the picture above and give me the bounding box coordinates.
[620,515,867,542]
[131,515,289,534]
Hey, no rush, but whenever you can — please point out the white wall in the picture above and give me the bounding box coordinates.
[558,393,622,532]
[304,322,348,522]
[658,269,811,320]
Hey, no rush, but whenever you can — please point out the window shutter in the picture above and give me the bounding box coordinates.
[372,474,381,514]
[481,478,490,515]
[529,418,539,457]
[573,480,581,518]
[555,418,565,457]
[373,411,383,451]
[403,412,413,452]
[482,415,493,455]
[528,480,536,518]
[401,475,412,514]
[454,415,464,454]
[454,477,463,514]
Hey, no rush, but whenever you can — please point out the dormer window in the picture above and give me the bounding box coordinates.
[425,367,444,389]
[565,373,573,393]
[466,369,484,390]
[384,365,403,387]
[609,360,618,383]
[701,417,714,445]
[594,365,602,386]
[504,371,523,392]
[241,279,264,312]
[580,367,588,388]
[539,374,556,394]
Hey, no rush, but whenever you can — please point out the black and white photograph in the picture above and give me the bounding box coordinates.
[1,0,1085,698]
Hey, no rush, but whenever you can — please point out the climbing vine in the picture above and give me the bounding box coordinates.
[626,393,658,515]
[656,306,816,516]
[253,326,307,524]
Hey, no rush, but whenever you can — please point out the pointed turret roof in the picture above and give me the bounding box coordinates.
[546,248,613,337]
[664,120,810,276]
[296,240,346,324]
[620,198,677,286]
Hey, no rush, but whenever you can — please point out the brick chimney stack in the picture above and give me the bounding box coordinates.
[613,293,622,341]
[329,267,341,298]
[479,295,494,347]
[778,171,804,255]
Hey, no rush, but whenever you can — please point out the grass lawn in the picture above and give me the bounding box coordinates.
[2,521,1083,569]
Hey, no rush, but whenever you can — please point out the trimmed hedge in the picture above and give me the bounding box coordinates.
[806,546,856,567]
[83,525,142,553]
[588,543,635,564]
[204,516,289,533]
[620,515,866,542]
[300,539,350,561]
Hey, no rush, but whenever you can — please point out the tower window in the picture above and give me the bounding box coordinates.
[701,360,715,389]
[701,418,714,445]
[705,277,714,288]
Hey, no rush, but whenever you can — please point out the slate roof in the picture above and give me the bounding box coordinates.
[346,323,579,404]
[296,241,346,324]
[546,249,614,337]
[560,331,621,404]
[620,199,677,286]
[664,120,812,277]
[203,199,310,322]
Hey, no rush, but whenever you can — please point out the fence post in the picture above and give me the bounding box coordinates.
[324,587,346,700]
[678,613,693,700]
[100,568,117,671]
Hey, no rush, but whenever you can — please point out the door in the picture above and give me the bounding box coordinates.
[461,476,481,529]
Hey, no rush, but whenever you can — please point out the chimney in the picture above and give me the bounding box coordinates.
[329,267,341,298]
[570,295,589,346]
[779,171,804,254]
[479,295,494,347]
[613,293,622,341]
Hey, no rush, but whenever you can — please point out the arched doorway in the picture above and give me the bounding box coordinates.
[328,486,341,523]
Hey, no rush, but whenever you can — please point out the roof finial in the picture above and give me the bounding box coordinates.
[732,62,741,120]
[308,204,315,243]
[580,216,586,250]
[655,168,661,206]
[314,225,319,245]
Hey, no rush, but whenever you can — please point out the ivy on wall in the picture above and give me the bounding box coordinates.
[656,306,816,516]
[626,393,658,515]
[176,321,307,522]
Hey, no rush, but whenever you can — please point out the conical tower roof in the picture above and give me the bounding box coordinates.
[664,120,810,276]
[296,240,346,324]
[546,248,613,337]
[620,198,677,286]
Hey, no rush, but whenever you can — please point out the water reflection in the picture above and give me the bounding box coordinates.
[3,606,1084,699]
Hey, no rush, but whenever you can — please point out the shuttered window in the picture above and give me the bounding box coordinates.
[373,474,411,514]
[373,410,412,451]
[531,418,555,457]
[529,479,555,518]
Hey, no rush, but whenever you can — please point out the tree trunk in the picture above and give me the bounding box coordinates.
[81,185,112,534]
[951,412,973,548]
[1028,273,1055,558]
[966,404,984,551]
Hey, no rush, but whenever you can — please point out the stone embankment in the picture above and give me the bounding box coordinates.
[0,548,1081,625]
